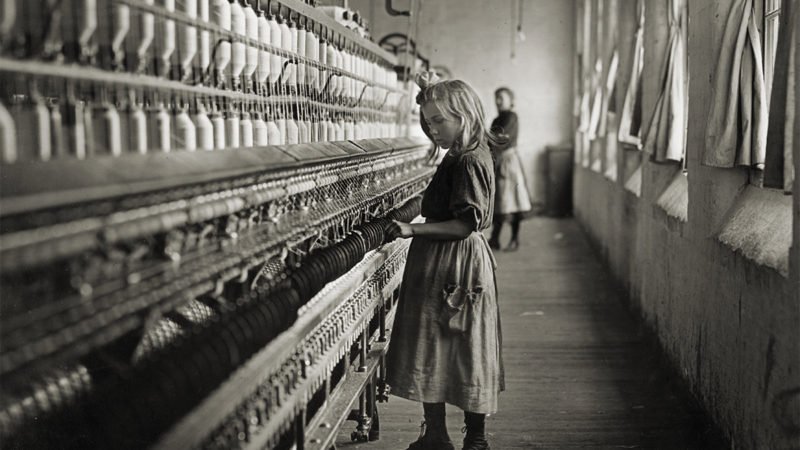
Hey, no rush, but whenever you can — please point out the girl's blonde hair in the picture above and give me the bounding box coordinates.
[416,80,504,152]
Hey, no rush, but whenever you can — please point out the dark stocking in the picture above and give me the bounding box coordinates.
[407,403,453,450]
[510,213,522,242]
[462,411,489,450]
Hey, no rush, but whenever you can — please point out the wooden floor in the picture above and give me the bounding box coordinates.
[336,218,727,449]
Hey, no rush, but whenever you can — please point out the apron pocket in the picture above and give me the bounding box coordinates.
[439,284,485,334]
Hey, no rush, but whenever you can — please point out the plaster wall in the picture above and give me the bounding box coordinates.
[351,0,575,208]
[573,1,800,448]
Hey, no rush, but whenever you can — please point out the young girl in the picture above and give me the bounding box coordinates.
[384,74,504,450]
[488,87,532,252]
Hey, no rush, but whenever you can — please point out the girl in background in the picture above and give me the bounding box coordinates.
[488,87,532,252]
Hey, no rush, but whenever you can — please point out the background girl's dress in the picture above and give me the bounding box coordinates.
[386,143,505,414]
[491,110,532,215]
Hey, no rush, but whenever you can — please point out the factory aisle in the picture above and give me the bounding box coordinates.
[337,217,727,449]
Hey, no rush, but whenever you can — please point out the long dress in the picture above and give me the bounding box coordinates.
[491,110,532,215]
[386,143,505,414]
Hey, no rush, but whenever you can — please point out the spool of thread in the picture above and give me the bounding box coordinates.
[317,37,327,93]
[354,120,362,141]
[253,112,267,145]
[79,0,98,55]
[287,21,298,89]
[34,97,53,161]
[295,23,306,89]
[240,111,253,147]
[198,0,211,75]
[243,2,259,80]
[130,104,148,154]
[82,100,95,157]
[161,0,176,76]
[268,15,282,85]
[276,117,286,145]
[306,28,318,89]
[152,104,171,152]
[0,99,17,164]
[304,118,312,143]
[326,118,335,142]
[213,0,232,79]
[195,104,214,150]
[0,0,16,44]
[65,100,87,159]
[341,50,350,100]
[226,112,240,148]
[278,17,291,86]
[136,0,155,71]
[344,117,354,141]
[285,117,298,145]
[318,117,327,143]
[335,118,344,141]
[266,118,280,145]
[49,101,66,158]
[211,110,225,149]
[92,104,121,157]
[230,0,246,84]
[105,105,122,157]
[112,3,131,68]
[177,0,198,78]
[296,118,307,144]
[175,108,196,151]
[256,11,270,84]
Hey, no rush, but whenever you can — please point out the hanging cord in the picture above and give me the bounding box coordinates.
[203,36,234,81]
[402,0,418,136]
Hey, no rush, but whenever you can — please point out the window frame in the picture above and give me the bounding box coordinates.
[763,0,782,105]
[751,0,782,188]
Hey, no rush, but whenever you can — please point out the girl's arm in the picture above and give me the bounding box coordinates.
[385,219,472,241]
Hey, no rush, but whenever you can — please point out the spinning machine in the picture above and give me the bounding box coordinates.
[0,0,431,447]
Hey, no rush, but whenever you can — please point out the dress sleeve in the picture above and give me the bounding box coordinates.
[490,112,518,152]
[449,153,493,231]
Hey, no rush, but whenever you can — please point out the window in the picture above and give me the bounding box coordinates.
[576,0,594,168]
[618,0,645,149]
[762,0,795,193]
[642,0,688,165]
[764,0,781,104]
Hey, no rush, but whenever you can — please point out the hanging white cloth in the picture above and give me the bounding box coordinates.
[618,0,645,148]
[577,0,593,167]
[587,58,604,140]
[703,0,768,168]
[643,0,688,163]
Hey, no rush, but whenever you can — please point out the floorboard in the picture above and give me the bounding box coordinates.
[335,218,727,449]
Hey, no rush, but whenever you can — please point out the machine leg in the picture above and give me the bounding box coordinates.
[377,356,390,402]
[368,375,380,441]
[296,411,306,450]
[350,391,371,442]
[378,302,387,342]
[357,331,368,372]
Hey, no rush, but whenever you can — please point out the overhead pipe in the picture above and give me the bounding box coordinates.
[385,0,410,17]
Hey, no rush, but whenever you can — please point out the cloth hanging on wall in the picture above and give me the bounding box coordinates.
[594,0,619,140]
[764,0,796,193]
[577,0,593,168]
[703,0,768,168]
[643,0,688,163]
[587,0,605,142]
[618,0,645,148]
[587,58,604,140]
[599,51,619,134]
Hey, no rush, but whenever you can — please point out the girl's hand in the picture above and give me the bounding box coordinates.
[385,220,414,241]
